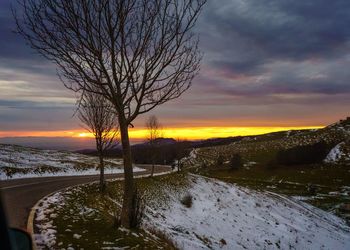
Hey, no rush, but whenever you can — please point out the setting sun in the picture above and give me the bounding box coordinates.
[77,132,92,138]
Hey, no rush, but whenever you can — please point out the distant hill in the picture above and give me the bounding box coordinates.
[78,136,244,164]
[184,117,350,168]
[77,117,350,166]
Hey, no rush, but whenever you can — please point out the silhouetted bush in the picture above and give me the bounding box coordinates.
[216,155,224,166]
[276,141,332,166]
[132,141,191,165]
[266,158,279,169]
[307,184,318,195]
[229,154,243,170]
[180,194,193,208]
[220,238,227,246]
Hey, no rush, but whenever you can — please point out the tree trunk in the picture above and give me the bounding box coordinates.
[151,161,154,177]
[151,146,155,177]
[119,117,135,228]
[98,152,105,193]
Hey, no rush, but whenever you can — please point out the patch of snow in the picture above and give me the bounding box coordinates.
[325,142,345,163]
[73,234,82,239]
[0,167,144,180]
[144,175,350,250]
[178,149,198,167]
[189,149,197,159]
[291,196,312,201]
[0,144,144,179]
[243,161,257,167]
[34,192,64,248]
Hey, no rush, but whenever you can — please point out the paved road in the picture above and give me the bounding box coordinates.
[0,165,171,229]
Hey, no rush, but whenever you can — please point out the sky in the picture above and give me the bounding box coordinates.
[0,0,349,148]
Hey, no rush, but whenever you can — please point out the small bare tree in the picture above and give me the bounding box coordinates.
[175,138,187,172]
[77,91,118,193]
[145,115,162,177]
[15,0,206,228]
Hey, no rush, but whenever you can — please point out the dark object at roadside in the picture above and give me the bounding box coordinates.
[171,163,176,171]
[1,196,33,250]
[9,228,33,250]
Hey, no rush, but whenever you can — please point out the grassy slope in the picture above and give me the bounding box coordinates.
[186,118,350,222]
[35,172,189,249]
[51,184,174,249]
[193,118,350,167]
[200,164,350,217]
[35,171,350,250]
[33,118,350,247]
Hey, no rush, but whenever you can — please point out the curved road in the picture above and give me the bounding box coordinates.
[0,165,171,229]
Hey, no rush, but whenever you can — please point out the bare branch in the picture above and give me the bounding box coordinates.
[76,89,119,154]
[15,0,206,228]
[14,0,206,122]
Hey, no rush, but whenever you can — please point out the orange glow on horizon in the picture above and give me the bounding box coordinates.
[77,132,92,138]
[0,126,324,140]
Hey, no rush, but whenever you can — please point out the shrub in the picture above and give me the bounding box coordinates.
[220,238,227,246]
[229,154,242,170]
[276,140,332,166]
[266,158,278,170]
[307,184,318,195]
[216,155,224,166]
[180,194,193,208]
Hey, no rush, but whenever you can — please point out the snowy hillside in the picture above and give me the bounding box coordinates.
[0,144,143,180]
[188,117,350,168]
[37,174,350,249]
[144,175,350,250]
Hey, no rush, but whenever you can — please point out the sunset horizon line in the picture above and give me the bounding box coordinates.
[0,126,325,141]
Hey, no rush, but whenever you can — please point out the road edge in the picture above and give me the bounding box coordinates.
[26,169,173,249]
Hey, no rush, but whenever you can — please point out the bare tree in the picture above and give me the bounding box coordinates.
[15,0,206,228]
[77,91,118,193]
[145,115,162,177]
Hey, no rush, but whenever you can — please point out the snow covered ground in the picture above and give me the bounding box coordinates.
[0,144,144,180]
[34,173,350,249]
[34,191,64,248]
[143,175,350,250]
[325,141,350,163]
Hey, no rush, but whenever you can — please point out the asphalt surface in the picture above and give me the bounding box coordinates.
[0,165,171,229]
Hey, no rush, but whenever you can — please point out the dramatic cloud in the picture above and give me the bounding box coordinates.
[0,0,349,134]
